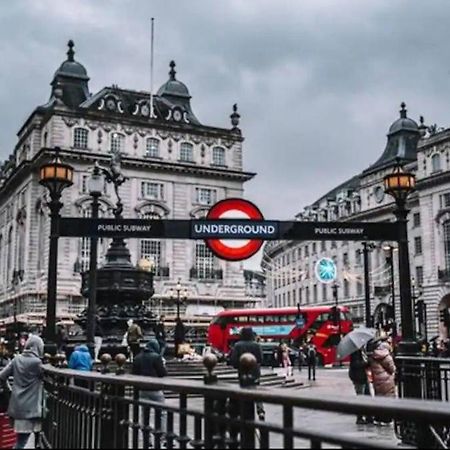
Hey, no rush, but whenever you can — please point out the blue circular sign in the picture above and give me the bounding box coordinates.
[315,258,337,284]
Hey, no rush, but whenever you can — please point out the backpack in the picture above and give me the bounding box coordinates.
[308,346,316,359]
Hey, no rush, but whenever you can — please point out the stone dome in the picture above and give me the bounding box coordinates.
[157,61,190,98]
[53,40,88,80]
[388,102,419,135]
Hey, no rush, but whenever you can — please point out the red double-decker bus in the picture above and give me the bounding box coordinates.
[207,306,353,366]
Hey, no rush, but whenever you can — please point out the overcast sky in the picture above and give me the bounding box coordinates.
[2,0,450,268]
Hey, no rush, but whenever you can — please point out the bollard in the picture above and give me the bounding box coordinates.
[99,353,112,374]
[203,353,218,385]
[115,353,127,376]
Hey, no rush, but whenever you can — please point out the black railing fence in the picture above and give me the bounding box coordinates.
[396,356,450,447]
[38,354,450,449]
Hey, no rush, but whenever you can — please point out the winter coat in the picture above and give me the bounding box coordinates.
[0,335,44,420]
[349,350,368,385]
[154,322,166,343]
[306,345,317,365]
[127,323,143,344]
[132,339,167,381]
[369,344,396,397]
[230,328,263,382]
[68,345,93,372]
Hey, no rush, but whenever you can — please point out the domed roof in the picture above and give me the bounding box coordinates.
[388,102,419,135]
[53,40,88,80]
[157,61,190,98]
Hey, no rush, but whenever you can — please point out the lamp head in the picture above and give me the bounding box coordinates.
[88,162,103,196]
[384,160,416,202]
[39,147,74,196]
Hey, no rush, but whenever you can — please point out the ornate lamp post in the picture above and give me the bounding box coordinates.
[170,279,188,357]
[39,147,73,345]
[86,163,103,354]
[360,242,375,327]
[384,160,419,397]
[383,244,398,337]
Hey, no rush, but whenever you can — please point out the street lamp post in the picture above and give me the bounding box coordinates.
[86,164,103,354]
[332,283,342,337]
[384,160,419,398]
[39,147,73,347]
[361,242,375,327]
[383,244,397,337]
[170,279,187,358]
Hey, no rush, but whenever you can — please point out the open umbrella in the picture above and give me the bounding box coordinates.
[336,327,377,360]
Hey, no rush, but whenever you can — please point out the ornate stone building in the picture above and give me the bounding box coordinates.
[0,41,257,329]
[262,103,450,340]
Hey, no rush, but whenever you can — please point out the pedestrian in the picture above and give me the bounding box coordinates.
[306,342,317,381]
[349,349,372,424]
[0,335,44,450]
[174,319,186,358]
[229,327,265,421]
[127,319,144,360]
[68,345,93,372]
[280,342,293,381]
[56,324,68,355]
[154,315,167,357]
[368,339,396,425]
[94,316,104,362]
[297,344,305,373]
[132,339,167,447]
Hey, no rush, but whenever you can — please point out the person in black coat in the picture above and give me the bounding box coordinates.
[154,316,167,357]
[306,343,317,381]
[349,349,372,424]
[229,327,265,421]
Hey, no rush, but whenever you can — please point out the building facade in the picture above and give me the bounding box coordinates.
[262,103,450,340]
[0,41,258,328]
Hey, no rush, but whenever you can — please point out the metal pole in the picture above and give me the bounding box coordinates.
[389,247,397,338]
[86,193,100,353]
[362,242,372,327]
[46,192,62,347]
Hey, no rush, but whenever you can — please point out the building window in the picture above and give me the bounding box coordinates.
[195,242,215,279]
[355,250,362,266]
[322,284,327,302]
[305,286,310,304]
[432,153,441,173]
[313,285,318,304]
[212,147,226,166]
[180,142,194,162]
[331,241,337,249]
[343,253,349,266]
[444,220,450,270]
[146,138,160,158]
[441,193,450,208]
[110,133,125,153]
[416,266,424,286]
[73,128,89,149]
[140,240,161,270]
[196,188,216,205]
[304,245,309,257]
[414,236,422,255]
[413,213,421,227]
[141,182,164,200]
[6,227,12,284]
[312,243,317,254]
[343,279,350,297]
[37,211,46,273]
[298,288,302,304]
[321,241,326,252]
[357,281,363,296]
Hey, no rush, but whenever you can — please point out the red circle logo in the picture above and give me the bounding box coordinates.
[206,198,264,261]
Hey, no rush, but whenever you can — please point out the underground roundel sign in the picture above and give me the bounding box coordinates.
[315,258,337,284]
[205,198,264,261]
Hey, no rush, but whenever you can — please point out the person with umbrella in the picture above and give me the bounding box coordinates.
[349,349,372,424]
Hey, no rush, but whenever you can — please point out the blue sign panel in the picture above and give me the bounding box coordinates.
[295,317,305,328]
[315,258,337,284]
[230,325,295,337]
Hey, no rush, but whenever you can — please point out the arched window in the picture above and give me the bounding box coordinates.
[444,220,450,270]
[212,147,226,166]
[110,133,125,153]
[74,128,89,149]
[432,153,441,173]
[180,142,193,162]
[146,138,160,158]
[17,223,25,273]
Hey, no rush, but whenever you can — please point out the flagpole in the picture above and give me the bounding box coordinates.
[150,17,155,118]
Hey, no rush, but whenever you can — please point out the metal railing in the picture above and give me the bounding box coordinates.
[39,355,450,449]
[396,356,450,447]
